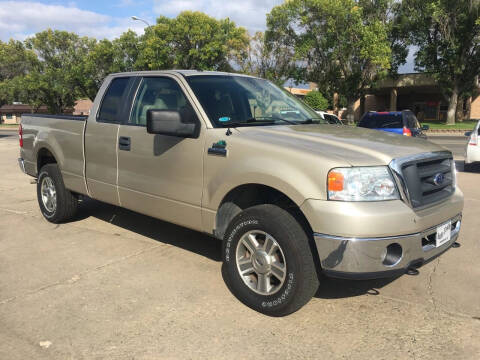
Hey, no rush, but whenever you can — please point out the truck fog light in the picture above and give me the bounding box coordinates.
[382,243,403,266]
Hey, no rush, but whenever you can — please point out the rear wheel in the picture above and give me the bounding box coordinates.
[37,164,78,223]
[222,204,319,316]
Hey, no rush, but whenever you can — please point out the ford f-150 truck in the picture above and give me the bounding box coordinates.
[18,70,464,316]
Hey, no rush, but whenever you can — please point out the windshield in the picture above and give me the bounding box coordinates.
[186,75,326,127]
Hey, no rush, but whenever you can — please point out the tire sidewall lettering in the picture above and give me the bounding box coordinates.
[224,219,259,262]
[261,272,294,308]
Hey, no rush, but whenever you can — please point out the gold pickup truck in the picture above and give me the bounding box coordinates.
[18,71,464,316]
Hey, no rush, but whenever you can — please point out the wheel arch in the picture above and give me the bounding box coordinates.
[214,183,314,242]
[36,147,58,175]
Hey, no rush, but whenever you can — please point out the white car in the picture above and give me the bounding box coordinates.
[316,111,343,125]
[464,119,480,171]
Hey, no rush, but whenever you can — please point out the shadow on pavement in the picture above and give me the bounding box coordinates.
[314,275,398,299]
[456,160,480,173]
[73,197,222,262]
[73,198,402,299]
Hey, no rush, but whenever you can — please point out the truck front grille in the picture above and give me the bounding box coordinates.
[390,152,454,208]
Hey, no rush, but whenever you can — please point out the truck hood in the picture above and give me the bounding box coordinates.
[236,124,447,166]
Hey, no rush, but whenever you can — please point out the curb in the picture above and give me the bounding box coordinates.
[426,130,470,136]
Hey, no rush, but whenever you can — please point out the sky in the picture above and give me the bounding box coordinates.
[0,0,414,72]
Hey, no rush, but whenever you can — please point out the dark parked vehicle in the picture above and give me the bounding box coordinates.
[358,110,429,138]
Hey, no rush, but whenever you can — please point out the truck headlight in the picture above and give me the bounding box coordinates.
[327,166,399,201]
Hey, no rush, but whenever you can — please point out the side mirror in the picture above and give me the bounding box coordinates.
[146,109,198,138]
[421,124,429,131]
[464,131,472,137]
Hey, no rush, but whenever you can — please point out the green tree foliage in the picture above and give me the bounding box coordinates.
[240,31,298,86]
[401,0,480,124]
[80,30,141,100]
[0,40,38,106]
[267,0,392,124]
[136,11,248,71]
[303,90,329,110]
[21,29,95,113]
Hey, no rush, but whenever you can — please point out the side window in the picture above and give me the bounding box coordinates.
[97,77,131,123]
[359,116,375,128]
[129,77,195,126]
[406,113,420,128]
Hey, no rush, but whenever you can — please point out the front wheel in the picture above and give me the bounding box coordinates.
[222,204,319,316]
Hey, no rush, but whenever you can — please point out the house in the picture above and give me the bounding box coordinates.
[0,99,93,124]
[0,104,49,124]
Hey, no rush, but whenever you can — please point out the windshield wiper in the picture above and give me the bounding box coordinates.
[248,116,298,125]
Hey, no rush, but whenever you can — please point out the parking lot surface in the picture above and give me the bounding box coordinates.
[1,134,479,359]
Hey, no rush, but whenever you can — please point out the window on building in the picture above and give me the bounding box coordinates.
[6,113,13,119]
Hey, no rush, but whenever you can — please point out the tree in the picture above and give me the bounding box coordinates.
[240,31,298,86]
[22,29,95,113]
[267,0,392,124]
[303,90,329,110]
[0,40,38,106]
[136,11,249,71]
[79,30,141,101]
[401,0,480,124]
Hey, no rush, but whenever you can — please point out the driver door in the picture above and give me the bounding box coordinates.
[117,75,205,231]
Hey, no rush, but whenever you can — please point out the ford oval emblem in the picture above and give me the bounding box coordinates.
[433,173,445,186]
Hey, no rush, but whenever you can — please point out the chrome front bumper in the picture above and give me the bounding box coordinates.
[18,157,26,174]
[314,213,462,279]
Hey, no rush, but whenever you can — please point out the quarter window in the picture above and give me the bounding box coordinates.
[97,77,130,123]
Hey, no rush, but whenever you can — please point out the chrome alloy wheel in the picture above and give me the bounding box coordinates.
[235,230,287,295]
[41,176,57,213]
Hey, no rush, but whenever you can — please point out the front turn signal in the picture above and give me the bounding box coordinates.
[328,171,344,192]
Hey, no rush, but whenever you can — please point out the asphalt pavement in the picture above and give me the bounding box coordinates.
[427,136,469,159]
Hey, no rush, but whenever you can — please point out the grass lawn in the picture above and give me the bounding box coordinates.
[0,123,19,127]
[422,120,478,130]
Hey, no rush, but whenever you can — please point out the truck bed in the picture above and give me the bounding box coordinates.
[20,114,88,195]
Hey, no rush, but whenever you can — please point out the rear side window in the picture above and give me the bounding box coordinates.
[359,114,403,129]
[97,77,130,123]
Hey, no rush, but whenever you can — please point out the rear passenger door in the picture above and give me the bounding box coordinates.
[116,75,205,231]
[85,76,134,205]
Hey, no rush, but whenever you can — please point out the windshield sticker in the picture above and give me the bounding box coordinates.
[219,117,231,122]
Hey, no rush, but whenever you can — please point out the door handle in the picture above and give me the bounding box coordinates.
[119,136,131,151]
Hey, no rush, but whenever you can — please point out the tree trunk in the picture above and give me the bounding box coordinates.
[455,97,464,122]
[446,84,458,125]
[346,98,355,125]
[465,96,472,120]
[360,95,365,118]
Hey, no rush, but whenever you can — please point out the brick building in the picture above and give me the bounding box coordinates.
[0,99,93,124]
[286,73,480,122]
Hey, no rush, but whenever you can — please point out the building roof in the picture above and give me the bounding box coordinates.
[0,104,48,113]
[285,87,311,96]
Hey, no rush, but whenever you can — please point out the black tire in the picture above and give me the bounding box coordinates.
[222,204,319,316]
[37,164,78,223]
